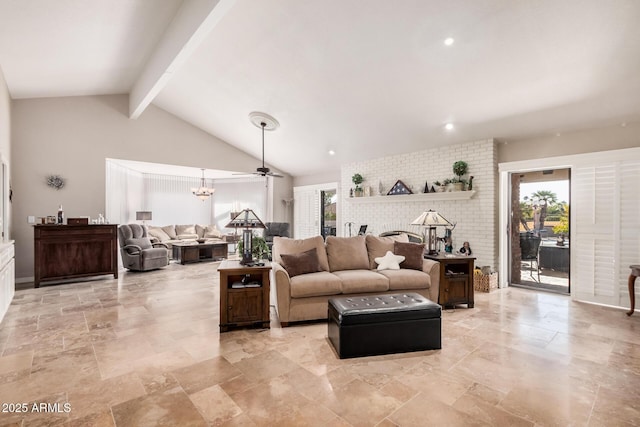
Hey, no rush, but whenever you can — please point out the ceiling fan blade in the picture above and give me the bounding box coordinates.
[267,172,283,178]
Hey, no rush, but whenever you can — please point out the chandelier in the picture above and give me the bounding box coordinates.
[191,168,215,201]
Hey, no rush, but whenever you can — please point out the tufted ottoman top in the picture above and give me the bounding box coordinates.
[329,293,441,326]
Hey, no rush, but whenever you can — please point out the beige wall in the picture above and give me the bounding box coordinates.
[293,170,340,187]
[12,95,292,280]
[0,67,11,242]
[498,122,640,163]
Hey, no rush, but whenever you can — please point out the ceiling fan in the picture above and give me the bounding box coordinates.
[235,112,283,178]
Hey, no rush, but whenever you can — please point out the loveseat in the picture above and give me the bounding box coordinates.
[272,234,440,326]
[146,224,225,248]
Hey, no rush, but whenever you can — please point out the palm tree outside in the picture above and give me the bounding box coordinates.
[531,190,558,232]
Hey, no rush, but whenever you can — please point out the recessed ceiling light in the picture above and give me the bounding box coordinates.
[328,150,336,156]
[444,37,454,46]
[445,123,454,131]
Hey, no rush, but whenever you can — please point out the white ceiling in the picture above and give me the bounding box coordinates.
[2,0,640,177]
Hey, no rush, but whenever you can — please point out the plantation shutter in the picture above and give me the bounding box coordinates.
[619,161,640,306]
[573,157,640,307]
[293,186,320,239]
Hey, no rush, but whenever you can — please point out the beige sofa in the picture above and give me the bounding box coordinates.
[146,224,226,248]
[272,234,440,326]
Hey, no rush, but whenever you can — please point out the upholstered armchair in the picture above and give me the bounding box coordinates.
[118,224,170,271]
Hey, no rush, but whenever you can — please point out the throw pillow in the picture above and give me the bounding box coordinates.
[204,225,222,238]
[374,251,405,271]
[326,236,369,272]
[280,248,323,277]
[161,225,177,239]
[365,234,409,269]
[394,241,425,270]
[147,227,171,242]
[125,237,152,250]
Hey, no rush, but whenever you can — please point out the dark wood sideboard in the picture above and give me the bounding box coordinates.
[34,224,118,287]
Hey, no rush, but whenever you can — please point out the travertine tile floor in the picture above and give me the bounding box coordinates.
[0,261,638,426]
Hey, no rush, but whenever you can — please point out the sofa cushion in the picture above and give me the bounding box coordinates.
[280,248,323,278]
[366,234,409,270]
[273,236,330,272]
[332,270,389,294]
[196,224,222,239]
[177,233,199,240]
[326,236,369,272]
[161,225,177,239]
[205,225,222,238]
[290,271,342,298]
[125,237,152,250]
[176,224,196,235]
[147,226,172,242]
[394,241,425,270]
[378,269,430,290]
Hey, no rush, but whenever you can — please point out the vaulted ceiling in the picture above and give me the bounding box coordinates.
[2,0,639,177]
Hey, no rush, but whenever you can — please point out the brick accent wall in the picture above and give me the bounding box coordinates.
[341,139,498,270]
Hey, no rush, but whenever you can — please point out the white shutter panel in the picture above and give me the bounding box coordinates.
[618,161,640,307]
[573,159,640,308]
[293,187,319,239]
[573,165,617,305]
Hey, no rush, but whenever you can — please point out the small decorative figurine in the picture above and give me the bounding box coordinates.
[444,236,453,253]
[459,241,472,255]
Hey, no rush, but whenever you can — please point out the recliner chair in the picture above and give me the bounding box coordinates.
[118,224,170,271]
[264,222,290,258]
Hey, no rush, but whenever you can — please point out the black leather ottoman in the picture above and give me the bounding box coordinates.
[328,293,441,359]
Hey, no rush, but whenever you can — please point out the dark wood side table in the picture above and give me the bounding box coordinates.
[627,264,640,316]
[425,254,476,308]
[218,260,271,332]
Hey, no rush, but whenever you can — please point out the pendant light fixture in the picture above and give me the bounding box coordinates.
[191,168,215,201]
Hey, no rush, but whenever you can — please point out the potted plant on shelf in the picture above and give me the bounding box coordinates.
[352,173,364,197]
[447,160,469,191]
[433,180,445,192]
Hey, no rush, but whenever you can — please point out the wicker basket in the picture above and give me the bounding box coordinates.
[473,270,498,292]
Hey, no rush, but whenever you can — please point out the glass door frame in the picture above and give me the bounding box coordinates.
[499,158,573,295]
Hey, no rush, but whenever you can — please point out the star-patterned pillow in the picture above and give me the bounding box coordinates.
[374,251,406,271]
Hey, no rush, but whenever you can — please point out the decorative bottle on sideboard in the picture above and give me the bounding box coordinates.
[57,205,64,225]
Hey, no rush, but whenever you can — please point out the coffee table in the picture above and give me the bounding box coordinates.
[172,241,227,264]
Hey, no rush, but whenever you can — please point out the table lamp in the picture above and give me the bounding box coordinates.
[411,210,453,255]
[136,211,152,226]
[225,209,266,265]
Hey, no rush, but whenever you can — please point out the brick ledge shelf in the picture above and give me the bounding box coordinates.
[345,190,476,203]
